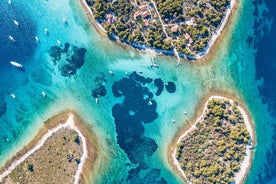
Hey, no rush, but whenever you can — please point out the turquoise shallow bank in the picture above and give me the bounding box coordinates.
[0,0,275,183]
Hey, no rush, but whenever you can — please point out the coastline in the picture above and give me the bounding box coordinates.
[80,0,107,37]
[0,111,98,184]
[79,0,238,63]
[168,93,255,184]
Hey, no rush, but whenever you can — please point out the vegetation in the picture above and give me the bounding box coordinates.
[175,98,251,184]
[86,0,231,57]
[2,128,83,184]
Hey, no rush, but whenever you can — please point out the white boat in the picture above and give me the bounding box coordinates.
[35,36,39,43]
[148,100,153,106]
[95,98,99,104]
[42,91,47,97]
[150,63,159,68]
[63,17,68,24]
[13,20,19,26]
[125,72,128,75]
[183,111,188,115]
[10,93,16,99]
[57,40,61,45]
[8,35,16,42]
[8,0,11,4]
[44,28,48,35]
[68,70,74,74]
[109,70,114,75]
[171,119,175,123]
[10,61,23,69]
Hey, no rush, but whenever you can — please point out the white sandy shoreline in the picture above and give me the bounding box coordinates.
[190,0,236,60]
[0,114,88,184]
[80,0,107,34]
[172,95,254,184]
[81,0,236,62]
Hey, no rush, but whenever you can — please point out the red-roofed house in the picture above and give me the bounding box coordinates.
[171,25,179,33]
[106,14,114,23]
[140,5,147,11]
[134,11,140,19]
[142,11,150,18]
[144,21,149,27]
[185,33,191,39]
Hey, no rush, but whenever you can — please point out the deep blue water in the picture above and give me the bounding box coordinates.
[0,1,37,149]
[0,1,37,65]
[252,0,276,183]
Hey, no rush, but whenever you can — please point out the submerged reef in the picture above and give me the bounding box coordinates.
[0,99,7,118]
[111,71,176,183]
[91,72,107,99]
[165,82,176,93]
[154,78,164,96]
[49,43,86,77]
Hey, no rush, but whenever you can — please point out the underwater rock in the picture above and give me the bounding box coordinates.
[165,82,176,93]
[92,85,107,98]
[60,64,76,77]
[49,43,86,77]
[91,72,107,99]
[154,78,164,96]
[49,46,63,62]
[0,99,7,117]
[112,71,164,182]
[66,46,86,69]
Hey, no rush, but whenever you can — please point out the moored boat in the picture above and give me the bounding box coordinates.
[10,61,23,69]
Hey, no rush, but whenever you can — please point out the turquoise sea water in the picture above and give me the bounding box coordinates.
[0,0,275,183]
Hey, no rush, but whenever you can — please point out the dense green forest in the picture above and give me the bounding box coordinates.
[175,98,251,184]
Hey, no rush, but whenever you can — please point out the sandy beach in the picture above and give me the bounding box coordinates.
[79,0,238,63]
[0,111,98,184]
[170,95,255,184]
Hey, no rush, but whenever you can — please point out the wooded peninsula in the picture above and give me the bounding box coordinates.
[86,0,232,58]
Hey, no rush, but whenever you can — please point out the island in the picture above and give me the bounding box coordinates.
[0,112,97,184]
[83,0,236,60]
[170,95,254,184]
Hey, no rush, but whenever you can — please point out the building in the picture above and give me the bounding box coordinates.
[171,25,179,33]
[139,5,147,11]
[142,11,150,18]
[144,21,149,27]
[134,11,141,19]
